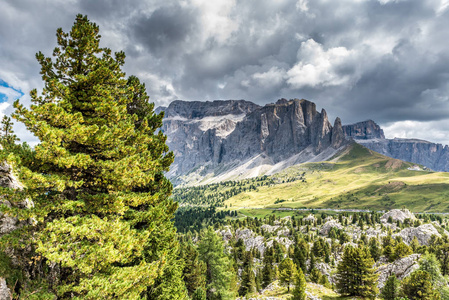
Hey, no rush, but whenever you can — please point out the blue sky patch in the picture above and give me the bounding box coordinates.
[0,79,24,103]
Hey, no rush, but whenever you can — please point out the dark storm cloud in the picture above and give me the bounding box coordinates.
[130,4,199,58]
[1,0,449,145]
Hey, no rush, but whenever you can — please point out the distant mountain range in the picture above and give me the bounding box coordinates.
[157,99,449,185]
[343,120,449,172]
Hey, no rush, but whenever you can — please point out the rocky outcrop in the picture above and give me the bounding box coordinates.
[376,254,420,289]
[0,162,26,238]
[303,214,317,223]
[357,138,449,172]
[320,220,343,236]
[380,209,415,223]
[343,120,449,172]
[343,120,385,140]
[0,278,10,300]
[161,98,348,185]
[331,117,344,148]
[395,224,440,245]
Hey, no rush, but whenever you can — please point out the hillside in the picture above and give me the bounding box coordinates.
[174,143,449,213]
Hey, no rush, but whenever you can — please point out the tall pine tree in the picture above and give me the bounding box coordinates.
[335,246,378,298]
[13,15,183,299]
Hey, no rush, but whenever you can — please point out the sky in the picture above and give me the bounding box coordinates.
[1,0,449,146]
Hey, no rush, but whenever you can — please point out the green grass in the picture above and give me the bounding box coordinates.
[224,143,449,213]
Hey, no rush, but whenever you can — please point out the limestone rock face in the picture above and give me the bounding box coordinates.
[395,224,440,245]
[331,117,344,148]
[320,220,343,236]
[375,254,420,289]
[303,214,317,223]
[0,278,10,300]
[343,120,449,172]
[343,120,385,140]
[0,162,24,238]
[160,98,347,185]
[380,209,415,223]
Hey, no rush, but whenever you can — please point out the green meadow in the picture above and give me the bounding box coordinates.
[225,143,449,213]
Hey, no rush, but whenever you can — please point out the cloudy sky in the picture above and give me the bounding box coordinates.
[1,0,449,145]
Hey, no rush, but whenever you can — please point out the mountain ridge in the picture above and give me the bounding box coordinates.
[157,99,449,185]
[160,98,347,185]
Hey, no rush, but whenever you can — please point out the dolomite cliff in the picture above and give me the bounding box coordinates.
[160,98,347,185]
[343,120,449,172]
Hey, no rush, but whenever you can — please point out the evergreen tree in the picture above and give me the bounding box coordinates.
[381,274,400,300]
[368,237,382,261]
[239,251,256,296]
[401,270,440,300]
[197,227,235,300]
[262,258,274,288]
[0,115,19,150]
[279,258,297,292]
[191,287,207,300]
[13,14,181,299]
[418,253,446,288]
[291,268,307,300]
[181,242,207,297]
[335,246,378,298]
[309,253,316,273]
[309,268,321,284]
[293,245,307,274]
[393,242,412,260]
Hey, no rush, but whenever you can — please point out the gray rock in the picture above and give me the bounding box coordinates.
[375,254,420,289]
[316,262,334,283]
[343,120,449,172]
[218,227,233,242]
[276,227,290,237]
[395,224,440,246]
[320,220,343,236]
[303,214,316,223]
[261,224,280,233]
[0,278,10,300]
[161,98,347,185]
[343,120,385,140]
[235,228,266,254]
[381,209,415,223]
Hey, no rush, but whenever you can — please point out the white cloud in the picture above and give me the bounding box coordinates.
[0,85,22,102]
[286,39,357,88]
[190,0,238,46]
[0,102,10,119]
[383,119,449,146]
[252,67,286,87]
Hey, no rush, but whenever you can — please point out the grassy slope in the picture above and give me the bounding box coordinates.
[225,143,449,213]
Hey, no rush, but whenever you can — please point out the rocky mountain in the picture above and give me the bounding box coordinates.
[343,120,449,172]
[343,119,385,140]
[160,98,348,185]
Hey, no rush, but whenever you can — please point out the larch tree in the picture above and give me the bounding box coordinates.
[291,268,307,300]
[335,246,378,298]
[279,258,297,292]
[197,227,235,300]
[12,14,183,299]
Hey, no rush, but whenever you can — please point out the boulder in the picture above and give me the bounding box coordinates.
[381,209,415,223]
[320,220,343,236]
[276,227,290,237]
[375,254,420,289]
[395,224,440,246]
[303,214,316,223]
[261,224,280,233]
[0,278,10,300]
[218,227,233,242]
[235,228,266,254]
[315,262,334,283]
